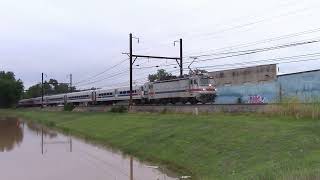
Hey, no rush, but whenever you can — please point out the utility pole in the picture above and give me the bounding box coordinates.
[41,73,44,109]
[127,33,183,107]
[69,74,73,92]
[130,156,133,180]
[129,33,133,107]
[41,127,44,154]
[179,38,183,77]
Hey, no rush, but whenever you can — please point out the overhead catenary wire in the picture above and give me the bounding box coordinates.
[182,5,316,42]
[74,4,320,91]
[96,69,180,89]
[147,0,306,48]
[201,58,320,73]
[60,1,320,91]
[75,36,320,90]
[75,69,130,88]
[191,52,320,71]
[185,26,320,57]
[190,37,320,59]
[134,38,320,70]
[74,58,128,85]
[76,66,179,89]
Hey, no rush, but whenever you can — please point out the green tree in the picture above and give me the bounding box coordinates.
[0,71,24,108]
[148,69,177,82]
[24,79,76,98]
[24,83,41,98]
[189,68,208,75]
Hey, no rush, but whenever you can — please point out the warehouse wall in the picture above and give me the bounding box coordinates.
[278,70,320,102]
[209,64,277,86]
[214,69,320,104]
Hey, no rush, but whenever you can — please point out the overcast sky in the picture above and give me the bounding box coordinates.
[1,0,320,89]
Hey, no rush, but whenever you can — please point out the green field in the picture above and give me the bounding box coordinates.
[1,109,320,180]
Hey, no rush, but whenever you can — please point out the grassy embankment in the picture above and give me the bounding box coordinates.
[1,109,320,180]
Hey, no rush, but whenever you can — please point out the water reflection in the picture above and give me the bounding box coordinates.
[0,118,23,152]
[0,117,179,180]
[26,121,58,139]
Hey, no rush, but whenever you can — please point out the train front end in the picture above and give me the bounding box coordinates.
[192,75,217,103]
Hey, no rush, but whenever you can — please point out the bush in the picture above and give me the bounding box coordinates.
[237,97,243,104]
[160,108,168,114]
[64,103,75,111]
[110,105,128,113]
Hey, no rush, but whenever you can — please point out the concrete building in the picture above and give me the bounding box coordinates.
[210,65,320,104]
[208,64,277,86]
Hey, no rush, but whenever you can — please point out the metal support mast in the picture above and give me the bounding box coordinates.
[69,74,73,93]
[41,73,44,109]
[127,33,183,107]
[129,33,133,107]
[179,38,183,77]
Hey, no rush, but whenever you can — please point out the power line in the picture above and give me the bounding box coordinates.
[74,58,128,85]
[160,0,302,41]
[134,38,320,70]
[96,68,180,89]
[76,66,178,89]
[192,52,320,70]
[190,38,320,59]
[75,69,129,88]
[183,5,315,42]
[185,26,320,57]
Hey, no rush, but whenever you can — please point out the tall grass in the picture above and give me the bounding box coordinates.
[264,96,320,120]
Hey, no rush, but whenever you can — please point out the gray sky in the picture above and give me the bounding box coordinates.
[1,0,320,89]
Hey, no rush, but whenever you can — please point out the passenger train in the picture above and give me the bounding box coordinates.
[18,74,217,107]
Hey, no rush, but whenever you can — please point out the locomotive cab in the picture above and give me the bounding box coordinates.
[190,75,217,103]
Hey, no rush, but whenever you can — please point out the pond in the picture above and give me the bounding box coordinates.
[0,117,179,180]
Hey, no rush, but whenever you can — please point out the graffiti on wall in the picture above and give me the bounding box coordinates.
[248,95,265,104]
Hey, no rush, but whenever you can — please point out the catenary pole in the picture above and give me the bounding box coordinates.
[180,38,183,77]
[41,73,44,108]
[129,33,133,107]
[69,74,73,92]
[126,33,182,106]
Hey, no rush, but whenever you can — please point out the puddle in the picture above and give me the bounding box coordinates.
[0,118,180,180]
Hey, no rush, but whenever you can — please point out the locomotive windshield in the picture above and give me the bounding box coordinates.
[199,78,210,85]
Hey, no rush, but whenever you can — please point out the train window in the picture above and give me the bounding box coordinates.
[190,80,193,85]
[200,78,209,85]
[127,91,130,94]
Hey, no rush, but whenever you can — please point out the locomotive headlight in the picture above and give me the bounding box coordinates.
[202,88,206,91]
[209,84,212,87]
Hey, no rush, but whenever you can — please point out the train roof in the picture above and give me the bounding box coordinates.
[151,74,214,84]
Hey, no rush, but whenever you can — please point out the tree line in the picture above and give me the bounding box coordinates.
[0,71,74,107]
[23,79,76,99]
[0,71,24,108]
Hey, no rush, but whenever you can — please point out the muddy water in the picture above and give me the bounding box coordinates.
[0,118,179,180]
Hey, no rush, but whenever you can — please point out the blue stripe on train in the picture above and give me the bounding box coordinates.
[117,94,138,97]
[155,89,187,94]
